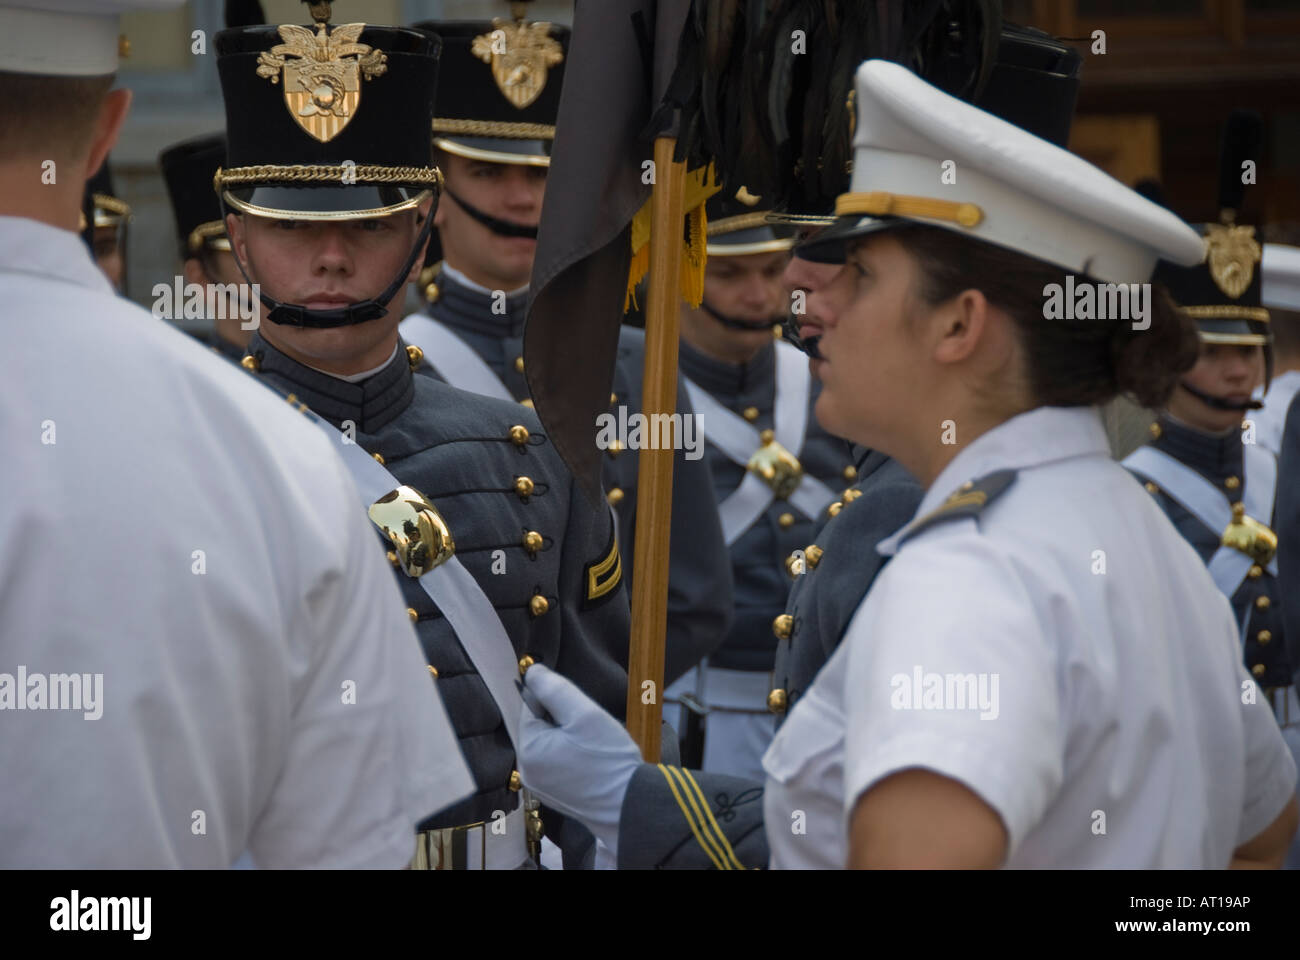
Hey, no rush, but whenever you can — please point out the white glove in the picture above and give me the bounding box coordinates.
[517,664,644,855]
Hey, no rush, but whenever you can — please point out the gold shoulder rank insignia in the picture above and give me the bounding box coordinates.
[583,524,622,609]
[472,18,564,110]
[897,469,1017,547]
[256,21,387,143]
[1204,223,1262,299]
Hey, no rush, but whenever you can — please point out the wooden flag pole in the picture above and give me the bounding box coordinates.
[625,136,688,762]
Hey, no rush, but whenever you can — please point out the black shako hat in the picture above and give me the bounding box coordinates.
[1153,110,1270,351]
[412,17,568,167]
[214,5,443,219]
[160,133,229,259]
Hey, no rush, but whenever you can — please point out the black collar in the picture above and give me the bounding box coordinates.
[244,331,414,434]
[1152,413,1244,484]
[431,268,528,340]
[678,337,776,399]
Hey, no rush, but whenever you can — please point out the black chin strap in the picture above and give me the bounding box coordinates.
[222,196,437,330]
[780,314,823,360]
[1179,380,1264,411]
[444,188,539,239]
[699,300,787,332]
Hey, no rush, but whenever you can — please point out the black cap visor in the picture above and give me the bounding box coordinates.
[434,136,552,167]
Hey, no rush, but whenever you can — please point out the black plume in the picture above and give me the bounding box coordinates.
[1218,109,1263,219]
[225,0,265,28]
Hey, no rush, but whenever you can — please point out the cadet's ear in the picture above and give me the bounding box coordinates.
[84,88,131,184]
[182,256,208,288]
[225,213,247,268]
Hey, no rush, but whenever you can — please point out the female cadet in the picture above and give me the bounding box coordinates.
[517,59,1299,868]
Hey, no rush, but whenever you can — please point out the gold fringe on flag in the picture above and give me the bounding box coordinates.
[626,163,721,311]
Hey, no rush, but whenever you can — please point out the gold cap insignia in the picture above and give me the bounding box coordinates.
[472,18,564,110]
[256,22,387,143]
[1204,223,1262,299]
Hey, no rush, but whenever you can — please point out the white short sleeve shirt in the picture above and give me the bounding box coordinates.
[763,406,1297,868]
[0,217,473,868]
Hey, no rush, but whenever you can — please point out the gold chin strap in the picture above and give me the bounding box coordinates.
[1222,502,1277,567]
[834,191,984,229]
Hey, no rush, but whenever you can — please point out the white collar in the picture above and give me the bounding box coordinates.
[441,262,529,299]
[304,343,400,383]
[0,215,112,294]
[877,406,1110,556]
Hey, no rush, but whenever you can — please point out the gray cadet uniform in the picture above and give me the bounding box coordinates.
[211,9,630,867]
[241,332,630,850]
[403,271,733,685]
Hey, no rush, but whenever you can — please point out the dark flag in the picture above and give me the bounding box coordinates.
[524,0,694,504]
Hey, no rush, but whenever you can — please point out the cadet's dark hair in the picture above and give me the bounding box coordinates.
[0,72,115,162]
[891,225,1198,409]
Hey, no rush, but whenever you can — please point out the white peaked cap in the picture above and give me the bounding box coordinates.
[1262,243,1300,311]
[0,0,182,77]
[803,59,1205,284]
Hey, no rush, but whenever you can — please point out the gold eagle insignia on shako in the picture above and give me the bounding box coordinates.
[472,18,564,110]
[255,22,387,143]
[1203,222,1262,299]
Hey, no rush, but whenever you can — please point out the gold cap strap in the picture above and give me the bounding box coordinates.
[187,220,231,254]
[1181,305,1271,324]
[432,118,556,140]
[834,191,983,229]
[214,164,443,190]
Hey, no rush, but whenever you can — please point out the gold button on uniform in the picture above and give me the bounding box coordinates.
[607,440,624,457]
[842,488,862,503]
[406,344,424,370]
[515,476,535,498]
[1256,595,1270,610]
[521,398,535,409]
[843,465,857,481]
[607,487,624,507]
[240,354,259,372]
[386,550,400,568]
[514,356,525,374]
[407,607,418,623]
[1149,422,1162,439]
[767,689,787,714]
[522,530,544,555]
[772,614,793,640]
[778,512,795,528]
[529,595,549,617]
[742,406,760,422]
[610,393,618,405]
[1249,565,1263,579]
[424,281,440,303]
[759,429,775,445]
[828,502,843,517]
[805,544,823,569]
[509,425,530,446]
[427,664,439,679]
[1144,482,1159,495]
[508,770,522,792]
[1257,630,1272,645]
[1225,476,1241,490]
[518,655,535,675]
[372,452,385,465]
[1252,664,1266,677]
[784,553,804,578]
